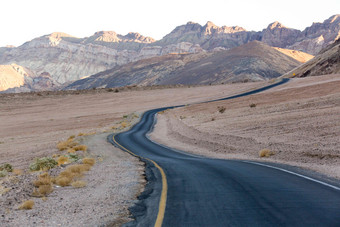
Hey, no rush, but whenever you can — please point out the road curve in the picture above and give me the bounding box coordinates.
[108,79,340,226]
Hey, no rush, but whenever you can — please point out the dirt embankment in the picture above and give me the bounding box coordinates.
[151,74,340,179]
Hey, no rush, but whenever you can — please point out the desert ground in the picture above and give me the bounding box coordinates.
[1,75,339,225]
[0,82,266,226]
[151,74,340,180]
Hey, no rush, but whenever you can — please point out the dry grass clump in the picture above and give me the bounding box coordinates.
[73,145,88,152]
[57,138,79,151]
[67,148,76,153]
[55,176,72,187]
[32,172,53,197]
[121,121,128,128]
[18,200,34,210]
[82,158,95,166]
[259,149,274,157]
[13,169,23,176]
[55,164,91,187]
[71,180,87,188]
[57,156,69,166]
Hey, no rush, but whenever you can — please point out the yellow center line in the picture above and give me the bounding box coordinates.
[112,135,167,227]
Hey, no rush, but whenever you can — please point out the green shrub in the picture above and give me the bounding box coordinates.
[0,170,8,178]
[67,154,80,162]
[29,157,58,171]
[0,163,13,172]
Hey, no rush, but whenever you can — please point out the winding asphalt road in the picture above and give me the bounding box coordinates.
[109,79,340,226]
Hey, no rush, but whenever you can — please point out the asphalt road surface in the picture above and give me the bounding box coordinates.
[109,79,340,226]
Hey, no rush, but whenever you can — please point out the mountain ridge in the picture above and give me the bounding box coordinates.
[0,15,339,92]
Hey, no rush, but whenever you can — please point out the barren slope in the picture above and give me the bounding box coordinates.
[66,41,304,89]
[151,74,340,179]
[284,38,340,77]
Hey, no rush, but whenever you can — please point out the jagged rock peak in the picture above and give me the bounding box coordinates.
[267,21,286,30]
[47,32,74,39]
[124,32,155,43]
[89,31,154,43]
[44,32,75,46]
[204,21,218,28]
[325,14,340,24]
[92,31,120,42]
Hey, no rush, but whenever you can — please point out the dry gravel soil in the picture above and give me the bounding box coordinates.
[151,74,340,179]
[0,82,266,226]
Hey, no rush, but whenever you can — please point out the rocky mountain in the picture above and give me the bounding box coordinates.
[0,15,338,92]
[287,15,340,54]
[283,38,340,78]
[0,64,59,92]
[65,41,305,89]
[153,15,340,54]
[0,32,202,86]
[153,21,258,50]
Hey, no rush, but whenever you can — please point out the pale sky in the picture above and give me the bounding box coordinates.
[1,0,339,47]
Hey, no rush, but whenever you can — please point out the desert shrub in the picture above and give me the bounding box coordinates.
[0,163,13,172]
[67,153,80,162]
[18,200,34,210]
[217,106,226,113]
[68,135,76,140]
[259,149,274,157]
[211,118,215,121]
[57,156,69,166]
[0,170,8,178]
[123,115,128,119]
[78,133,85,136]
[71,180,87,188]
[29,157,58,171]
[250,103,257,108]
[73,145,87,152]
[82,158,95,166]
[114,88,119,93]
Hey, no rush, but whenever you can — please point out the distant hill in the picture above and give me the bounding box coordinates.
[283,38,340,78]
[65,41,306,89]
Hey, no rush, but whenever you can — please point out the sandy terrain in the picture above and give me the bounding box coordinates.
[0,82,267,226]
[151,74,340,179]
